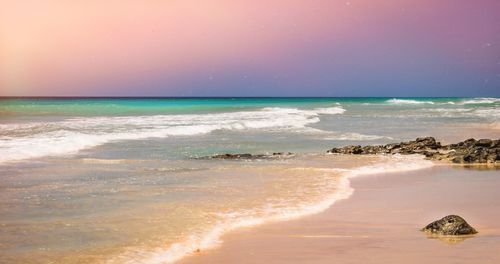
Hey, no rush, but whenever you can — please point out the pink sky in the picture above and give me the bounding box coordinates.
[1,1,499,96]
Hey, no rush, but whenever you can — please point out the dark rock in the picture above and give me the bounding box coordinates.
[272,152,293,156]
[201,152,294,160]
[210,153,261,159]
[463,154,475,163]
[422,215,477,235]
[351,146,363,154]
[463,138,476,146]
[328,145,364,154]
[327,137,499,164]
[476,139,493,147]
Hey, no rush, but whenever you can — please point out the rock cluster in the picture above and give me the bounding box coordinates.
[201,152,294,160]
[422,215,477,235]
[327,137,499,164]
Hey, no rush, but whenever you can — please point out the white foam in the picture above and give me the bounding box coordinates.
[471,108,500,118]
[459,97,500,105]
[421,108,473,117]
[0,107,346,163]
[277,126,389,141]
[313,107,346,115]
[421,107,500,119]
[121,155,433,264]
[348,155,434,177]
[386,99,435,105]
[324,132,392,141]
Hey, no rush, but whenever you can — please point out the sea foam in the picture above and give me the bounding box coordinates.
[0,107,346,163]
[119,155,433,264]
[459,97,500,105]
[386,99,435,105]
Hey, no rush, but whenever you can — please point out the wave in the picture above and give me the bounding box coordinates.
[421,108,473,118]
[381,98,500,106]
[472,108,500,118]
[323,132,392,141]
[386,99,435,105]
[313,107,346,115]
[422,107,500,119]
[0,107,345,163]
[119,155,433,264]
[81,158,130,164]
[275,126,390,141]
[459,97,500,105]
[260,106,345,116]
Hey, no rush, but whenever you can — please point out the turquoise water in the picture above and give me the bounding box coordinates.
[1,97,498,162]
[0,97,484,116]
[0,97,498,263]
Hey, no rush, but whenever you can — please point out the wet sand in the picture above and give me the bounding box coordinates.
[181,164,500,264]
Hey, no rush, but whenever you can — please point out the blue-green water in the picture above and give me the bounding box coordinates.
[1,97,499,163]
[0,97,498,263]
[0,97,491,116]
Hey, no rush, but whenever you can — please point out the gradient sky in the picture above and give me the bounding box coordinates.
[1,0,499,96]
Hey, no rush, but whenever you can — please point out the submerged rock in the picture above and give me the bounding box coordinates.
[327,137,499,164]
[200,152,294,160]
[211,153,256,159]
[422,215,477,235]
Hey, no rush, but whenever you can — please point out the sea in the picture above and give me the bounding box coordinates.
[0,97,499,263]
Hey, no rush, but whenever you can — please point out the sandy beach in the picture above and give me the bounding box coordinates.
[181,164,500,264]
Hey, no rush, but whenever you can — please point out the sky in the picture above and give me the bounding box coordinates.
[1,0,499,97]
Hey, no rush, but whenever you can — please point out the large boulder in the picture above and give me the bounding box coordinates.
[422,215,477,235]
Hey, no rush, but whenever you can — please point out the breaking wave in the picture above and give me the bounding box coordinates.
[422,107,500,119]
[386,99,435,105]
[459,97,500,105]
[0,107,346,163]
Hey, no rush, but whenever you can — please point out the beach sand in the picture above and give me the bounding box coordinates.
[181,164,500,264]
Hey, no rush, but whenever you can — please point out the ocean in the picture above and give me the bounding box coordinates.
[0,97,499,263]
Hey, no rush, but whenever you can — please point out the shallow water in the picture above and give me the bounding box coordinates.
[0,97,498,263]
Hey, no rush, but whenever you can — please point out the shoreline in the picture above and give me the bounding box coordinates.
[180,163,500,264]
[126,155,434,264]
[1,136,498,263]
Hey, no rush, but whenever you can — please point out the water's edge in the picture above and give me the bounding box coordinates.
[121,155,434,264]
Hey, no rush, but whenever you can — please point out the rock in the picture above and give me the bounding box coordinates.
[327,137,500,164]
[463,138,476,146]
[462,154,476,163]
[476,139,493,147]
[328,145,363,154]
[209,153,262,159]
[206,154,241,159]
[272,152,293,156]
[451,156,464,163]
[200,152,294,160]
[422,215,477,235]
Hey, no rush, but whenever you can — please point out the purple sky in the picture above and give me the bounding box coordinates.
[1,0,499,96]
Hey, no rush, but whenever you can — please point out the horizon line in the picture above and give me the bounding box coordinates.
[0,96,492,100]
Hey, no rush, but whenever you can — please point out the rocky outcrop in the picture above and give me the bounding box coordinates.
[200,152,294,160]
[327,137,499,164]
[422,215,478,235]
